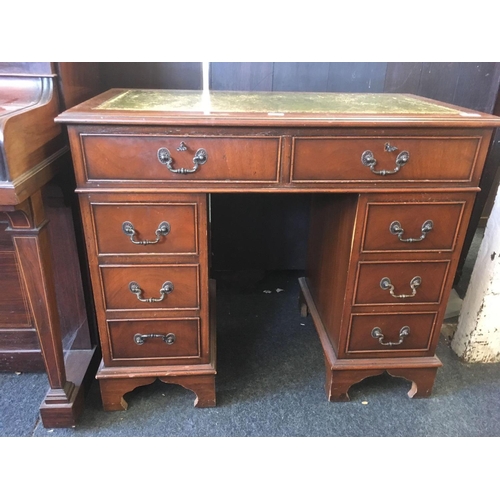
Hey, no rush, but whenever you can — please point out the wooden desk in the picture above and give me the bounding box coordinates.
[57,89,500,409]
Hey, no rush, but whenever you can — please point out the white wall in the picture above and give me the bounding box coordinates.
[452,185,500,362]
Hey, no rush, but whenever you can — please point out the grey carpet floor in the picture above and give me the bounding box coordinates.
[1,270,499,437]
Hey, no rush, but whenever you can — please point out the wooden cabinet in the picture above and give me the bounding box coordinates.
[0,62,101,428]
[57,89,500,409]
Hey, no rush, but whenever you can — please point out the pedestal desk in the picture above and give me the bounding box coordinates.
[56,90,500,410]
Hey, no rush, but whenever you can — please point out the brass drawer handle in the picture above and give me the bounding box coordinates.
[371,326,410,346]
[361,143,409,176]
[122,221,170,245]
[128,281,174,303]
[157,144,208,174]
[390,219,434,243]
[380,276,422,298]
[134,333,176,345]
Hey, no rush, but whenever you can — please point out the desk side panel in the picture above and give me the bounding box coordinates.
[306,194,359,353]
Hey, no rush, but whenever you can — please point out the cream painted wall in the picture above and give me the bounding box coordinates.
[452,185,500,362]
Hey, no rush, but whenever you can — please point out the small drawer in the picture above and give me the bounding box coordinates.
[346,312,438,355]
[361,201,466,253]
[81,133,281,182]
[353,260,450,306]
[100,264,199,311]
[291,135,480,183]
[107,317,201,363]
[92,202,199,256]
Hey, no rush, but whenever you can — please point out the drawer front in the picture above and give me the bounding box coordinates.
[346,312,437,355]
[353,261,450,306]
[100,264,199,311]
[107,318,201,363]
[361,201,466,253]
[291,136,480,182]
[82,134,281,182]
[92,202,198,256]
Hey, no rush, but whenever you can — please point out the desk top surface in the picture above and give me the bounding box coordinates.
[57,89,500,128]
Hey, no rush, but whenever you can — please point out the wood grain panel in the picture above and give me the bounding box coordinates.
[82,133,281,183]
[307,194,359,352]
[353,260,449,306]
[292,135,480,183]
[0,350,44,372]
[361,201,466,253]
[44,184,92,350]
[108,318,201,362]
[0,328,39,350]
[2,78,64,183]
[92,202,198,256]
[100,264,200,311]
[347,312,437,355]
[0,221,13,252]
[0,251,32,327]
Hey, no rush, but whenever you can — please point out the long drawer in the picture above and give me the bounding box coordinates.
[291,135,481,183]
[81,133,281,182]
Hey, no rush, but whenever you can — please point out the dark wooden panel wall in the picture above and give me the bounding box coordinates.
[211,62,389,92]
[209,62,500,272]
[99,62,203,90]
[56,62,104,110]
[210,62,500,112]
